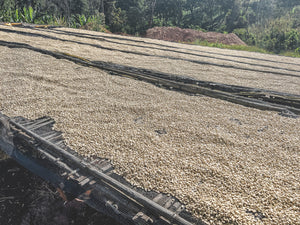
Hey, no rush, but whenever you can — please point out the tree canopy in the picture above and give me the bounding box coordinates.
[0,0,299,54]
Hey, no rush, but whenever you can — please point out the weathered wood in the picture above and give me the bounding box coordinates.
[8,117,196,225]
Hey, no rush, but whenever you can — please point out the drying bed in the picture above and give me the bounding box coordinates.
[0,26,300,225]
[0,25,300,95]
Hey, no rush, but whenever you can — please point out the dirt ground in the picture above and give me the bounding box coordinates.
[145,27,246,45]
[0,154,120,225]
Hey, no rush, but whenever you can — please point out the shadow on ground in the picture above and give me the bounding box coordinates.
[0,153,121,225]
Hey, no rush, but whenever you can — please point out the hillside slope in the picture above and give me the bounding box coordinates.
[0,25,299,225]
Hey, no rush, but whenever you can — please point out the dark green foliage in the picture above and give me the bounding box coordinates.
[154,0,183,27]
[233,28,256,45]
[0,0,299,55]
[286,29,299,50]
[0,0,14,21]
[126,6,145,33]
[71,0,88,15]
[264,28,286,53]
[22,6,36,22]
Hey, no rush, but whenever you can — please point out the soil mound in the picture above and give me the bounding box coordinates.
[146,26,246,45]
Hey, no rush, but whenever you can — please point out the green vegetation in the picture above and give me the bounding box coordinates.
[190,39,300,57]
[0,0,299,56]
[191,40,270,54]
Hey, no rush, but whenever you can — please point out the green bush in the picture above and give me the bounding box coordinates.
[14,9,20,22]
[262,28,286,53]
[233,28,256,45]
[70,13,105,31]
[22,6,35,23]
[9,7,36,23]
[285,29,299,50]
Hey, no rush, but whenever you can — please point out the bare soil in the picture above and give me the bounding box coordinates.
[145,27,247,45]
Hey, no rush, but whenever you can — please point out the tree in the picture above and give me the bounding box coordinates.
[224,0,247,32]
[71,0,88,15]
[145,0,156,28]
[154,0,183,26]
[0,0,14,21]
[104,0,126,32]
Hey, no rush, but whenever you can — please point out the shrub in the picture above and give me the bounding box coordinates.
[263,28,286,53]
[285,29,299,50]
[22,6,35,23]
[233,28,256,45]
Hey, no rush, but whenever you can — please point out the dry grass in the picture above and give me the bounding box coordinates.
[0,26,300,225]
